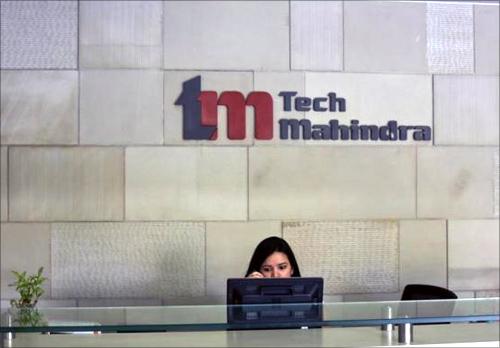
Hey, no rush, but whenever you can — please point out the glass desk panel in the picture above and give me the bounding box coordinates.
[1,298,498,333]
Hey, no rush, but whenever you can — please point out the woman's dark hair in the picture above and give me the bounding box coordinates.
[245,236,301,277]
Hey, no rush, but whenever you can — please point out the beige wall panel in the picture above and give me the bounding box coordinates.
[291,1,343,71]
[163,1,288,70]
[342,292,402,302]
[254,72,305,145]
[475,4,500,74]
[426,3,473,74]
[52,222,204,298]
[344,2,427,73]
[126,147,247,221]
[79,1,162,68]
[164,71,253,145]
[434,76,499,145]
[80,70,163,145]
[250,147,415,220]
[1,71,78,145]
[417,147,497,218]
[304,73,432,146]
[284,221,399,294]
[475,290,499,298]
[399,220,447,289]
[448,220,499,291]
[1,299,77,310]
[78,298,162,307]
[9,147,124,221]
[1,223,51,299]
[206,221,281,297]
[1,147,7,221]
[0,1,77,69]
[495,151,499,217]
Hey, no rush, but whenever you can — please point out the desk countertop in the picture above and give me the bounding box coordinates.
[5,322,499,347]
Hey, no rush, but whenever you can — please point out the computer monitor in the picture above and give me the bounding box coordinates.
[226,277,323,329]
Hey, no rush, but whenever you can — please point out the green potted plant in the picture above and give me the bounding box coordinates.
[8,267,48,327]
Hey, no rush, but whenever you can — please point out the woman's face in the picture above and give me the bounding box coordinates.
[259,251,294,278]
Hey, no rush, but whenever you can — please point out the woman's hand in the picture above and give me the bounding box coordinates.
[247,271,264,278]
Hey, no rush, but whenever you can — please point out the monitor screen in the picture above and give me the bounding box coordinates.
[226,277,323,329]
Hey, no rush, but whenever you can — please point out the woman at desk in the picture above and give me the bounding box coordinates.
[245,236,301,278]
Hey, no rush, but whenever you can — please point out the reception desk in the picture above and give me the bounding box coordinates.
[2,298,499,347]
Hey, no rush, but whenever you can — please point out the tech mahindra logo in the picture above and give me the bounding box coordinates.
[175,76,273,140]
[175,75,432,142]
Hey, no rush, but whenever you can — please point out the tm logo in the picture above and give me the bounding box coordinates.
[175,76,273,140]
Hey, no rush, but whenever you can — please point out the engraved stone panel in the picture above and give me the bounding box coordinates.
[434,76,499,145]
[9,147,124,221]
[417,147,497,218]
[1,147,7,221]
[1,71,78,145]
[448,220,499,291]
[344,1,427,73]
[164,71,253,145]
[206,221,281,297]
[291,1,343,71]
[126,147,246,220]
[399,220,447,289]
[1,223,51,299]
[254,72,305,145]
[475,4,500,75]
[80,70,163,145]
[163,1,288,70]
[52,223,204,298]
[304,72,432,146]
[0,1,77,69]
[80,1,162,68]
[250,147,416,220]
[426,3,473,74]
[284,221,399,294]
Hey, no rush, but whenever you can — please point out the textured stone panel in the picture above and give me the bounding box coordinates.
[291,1,343,71]
[80,1,162,68]
[426,3,473,74]
[399,220,447,289]
[163,1,288,70]
[476,290,499,298]
[78,298,161,307]
[1,71,78,145]
[305,72,432,146]
[342,292,401,302]
[206,221,281,297]
[126,147,246,220]
[0,1,77,69]
[417,147,497,218]
[475,4,500,74]
[344,1,427,73]
[52,223,204,298]
[1,147,7,221]
[1,223,51,299]
[254,72,305,145]
[284,221,399,294]
[448,220,499,291]
[80,70,163,145]
[9,147,124,221]
[250,147,415,220]
[495,150,499,217]
[164,71,253,145]
[434,76,499,145]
